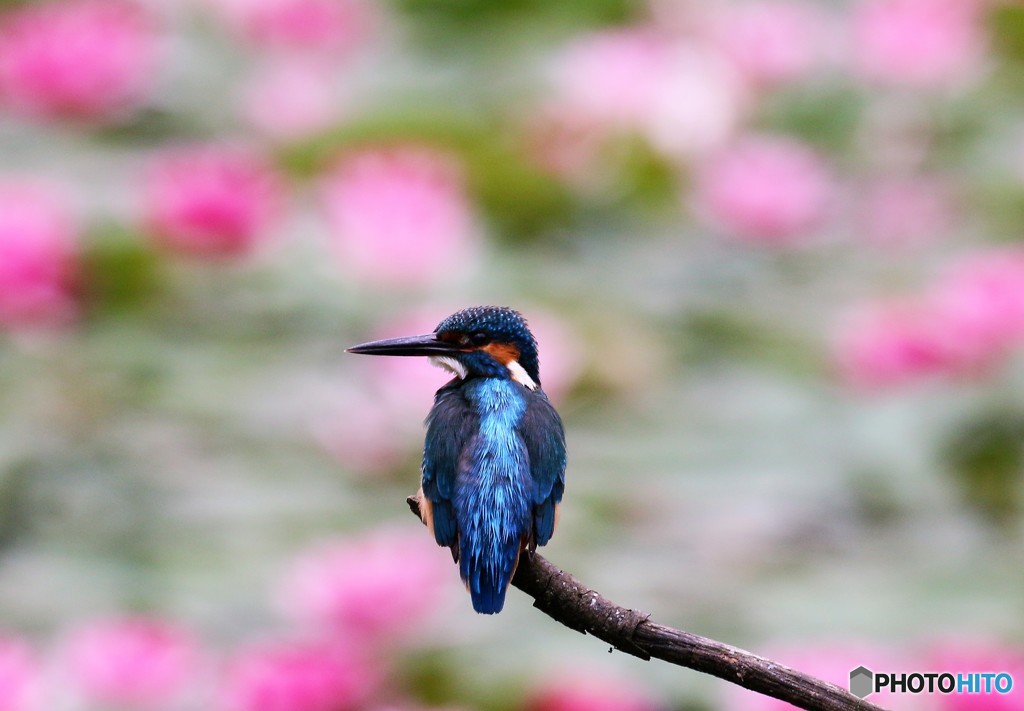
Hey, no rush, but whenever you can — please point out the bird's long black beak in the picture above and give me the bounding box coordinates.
[346,333,461,357]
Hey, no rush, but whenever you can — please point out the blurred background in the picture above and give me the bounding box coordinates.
[1,0,1024,709]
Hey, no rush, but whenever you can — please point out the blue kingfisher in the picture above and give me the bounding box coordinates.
[348,306,566,614]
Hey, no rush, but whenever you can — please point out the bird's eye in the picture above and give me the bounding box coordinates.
[469,332,490,347]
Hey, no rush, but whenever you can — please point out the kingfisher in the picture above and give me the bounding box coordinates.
[347,306,566,614]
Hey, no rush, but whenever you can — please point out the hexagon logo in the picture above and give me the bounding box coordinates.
[850,666,874,699]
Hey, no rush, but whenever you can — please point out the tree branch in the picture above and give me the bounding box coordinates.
[406,495,888,711]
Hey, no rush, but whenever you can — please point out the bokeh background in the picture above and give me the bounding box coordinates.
[2,0,1024,709]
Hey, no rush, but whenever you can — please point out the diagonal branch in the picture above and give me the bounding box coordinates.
[407,495,888,711]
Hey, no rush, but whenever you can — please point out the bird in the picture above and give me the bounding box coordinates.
[347,306,566,614]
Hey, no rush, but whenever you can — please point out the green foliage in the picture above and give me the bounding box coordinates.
[81,224,164,316]
[399,650,504,710]
[92,109,211,146]
[677,307,822,375]
[616,137,680,211]
[0,460,34,553]
[392,0,636,34]
[971,183,1024,240]
[988,4,1024,62]
[759,85,865,155]
[942,410,1024,526]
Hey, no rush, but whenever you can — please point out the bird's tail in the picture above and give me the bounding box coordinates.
[460,533,523,614]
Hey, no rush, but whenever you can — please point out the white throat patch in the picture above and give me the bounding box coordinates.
[507,360,538,391]
[429,355,468,380]
[429,355,537,390]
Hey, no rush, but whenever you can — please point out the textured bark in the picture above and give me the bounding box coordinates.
[407,495,889,711]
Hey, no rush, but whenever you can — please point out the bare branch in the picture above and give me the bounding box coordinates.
[406,495,888,711]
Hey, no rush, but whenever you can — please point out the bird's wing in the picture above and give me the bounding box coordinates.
[422,381,477,556]
[519,389,566,548]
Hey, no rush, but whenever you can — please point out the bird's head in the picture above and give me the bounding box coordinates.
[348,307,544,389]
[347,306,541,389]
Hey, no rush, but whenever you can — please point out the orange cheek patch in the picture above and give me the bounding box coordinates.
[483,342,520,364]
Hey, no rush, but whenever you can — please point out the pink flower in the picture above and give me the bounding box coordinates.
[834,251,1024,389]
[525,667,661,711]
[0,637,41,711]
[924,639,1024,711]
[219,640,376,711]
[851,0,986,89]
[858,176,956,249]
[209,0,373,55]
[553,28,675,131]
[549,28,743,159]
[320,147,478,287]
[691,136,834,244]
[928,251,1024,370]
[278,528,451,645]
[708,1,829,87]
[832,297,954,389]
[0,0,160,122]
[63,616,199,707]
[240,59,340,141]
[0,181,79,330]
[142,145,285,259]
[640,44,746,160]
